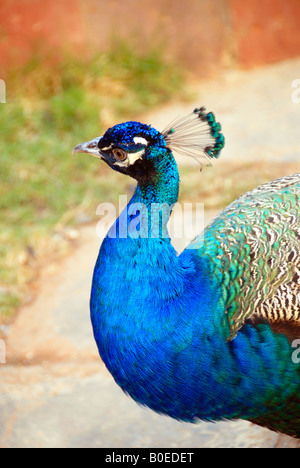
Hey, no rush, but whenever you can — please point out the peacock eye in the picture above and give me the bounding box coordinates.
[112,148,127,161]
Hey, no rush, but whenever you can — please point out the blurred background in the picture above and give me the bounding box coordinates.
[0,0,300,448]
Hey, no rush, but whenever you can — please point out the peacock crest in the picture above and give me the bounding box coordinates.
[162,107,225,164]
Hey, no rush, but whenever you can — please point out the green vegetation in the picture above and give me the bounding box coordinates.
[1,43,298,325]
[0,44,185,323]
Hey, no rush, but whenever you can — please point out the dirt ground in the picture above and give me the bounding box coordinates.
[0,57,299,448]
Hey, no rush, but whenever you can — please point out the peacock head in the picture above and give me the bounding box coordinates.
[73,121,167,179]
[73,107,225,180]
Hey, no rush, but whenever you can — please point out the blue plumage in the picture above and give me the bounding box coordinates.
[73,108,300,438]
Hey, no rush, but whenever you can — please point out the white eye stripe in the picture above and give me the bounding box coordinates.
[133,137,148,146]
[128,149,145,164]
[114,149,145,167]
[102,138,147,153]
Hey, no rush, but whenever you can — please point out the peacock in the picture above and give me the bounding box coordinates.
[73,107,300,439]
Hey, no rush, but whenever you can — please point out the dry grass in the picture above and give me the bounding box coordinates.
[179,160,300,208]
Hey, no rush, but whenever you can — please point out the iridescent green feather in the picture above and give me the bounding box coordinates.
[189,173,300,340]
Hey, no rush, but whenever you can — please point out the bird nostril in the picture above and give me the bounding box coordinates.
[87,142,97,149]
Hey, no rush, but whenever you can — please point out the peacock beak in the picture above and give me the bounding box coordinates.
[72,137,103,159]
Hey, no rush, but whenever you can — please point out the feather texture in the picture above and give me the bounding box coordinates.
[162,106,225,165]
[185,173,300,340]
[74,107,300,439]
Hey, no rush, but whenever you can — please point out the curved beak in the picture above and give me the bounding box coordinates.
[72,137,102,159]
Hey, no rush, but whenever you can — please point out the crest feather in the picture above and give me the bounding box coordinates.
[162,107,225,166]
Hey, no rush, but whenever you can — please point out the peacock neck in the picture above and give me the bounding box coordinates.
[109,148,180,242]
[91,149,278,424]
[92,147,224,341]
[133,147,180,207]
[93,148,185,312]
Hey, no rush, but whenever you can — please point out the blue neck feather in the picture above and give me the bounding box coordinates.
[90,149,297,423]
